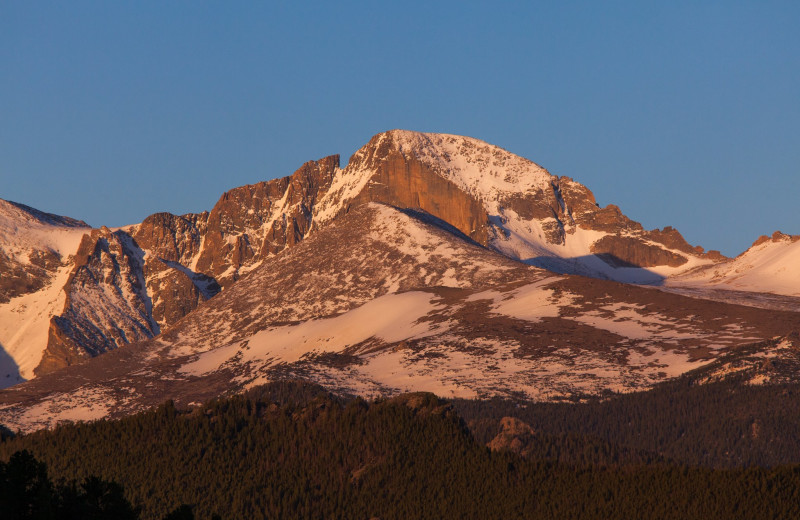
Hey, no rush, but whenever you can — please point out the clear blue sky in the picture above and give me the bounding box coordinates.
[2,2,798,256]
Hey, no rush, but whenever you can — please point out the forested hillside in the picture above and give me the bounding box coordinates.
[455,375,800,468]
[2,381,800,519]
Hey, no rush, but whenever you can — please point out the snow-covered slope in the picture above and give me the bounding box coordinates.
[671,232,800,297]
[0,200,90,385]
[0,200,89,262]
[1,129,796,399]
[314,130,720,283]
[3,203,799,433]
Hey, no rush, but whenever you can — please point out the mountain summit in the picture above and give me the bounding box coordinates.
[1,130,798,431]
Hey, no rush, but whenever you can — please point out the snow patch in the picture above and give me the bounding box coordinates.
[180,291,448,375]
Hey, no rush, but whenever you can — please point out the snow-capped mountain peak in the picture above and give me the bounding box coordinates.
[1,130,797,413]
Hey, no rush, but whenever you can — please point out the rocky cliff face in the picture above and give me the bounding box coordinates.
[35,221,221,376]
[344,133,490,244]
[193,155,339,286]
[132,212,208,266]
[131,211,220,328]
[336,131,720,277]
[0,130,767,386]
[35,228,156,375]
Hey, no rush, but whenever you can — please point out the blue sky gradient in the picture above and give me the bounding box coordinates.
[2,1,798,256]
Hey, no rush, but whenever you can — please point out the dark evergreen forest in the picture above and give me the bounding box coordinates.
[2,380,800,519]
[455,375,800,468]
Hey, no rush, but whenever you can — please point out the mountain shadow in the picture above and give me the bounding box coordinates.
[396,207,483,247]
[524,253,667,285]
[0,342,24,390]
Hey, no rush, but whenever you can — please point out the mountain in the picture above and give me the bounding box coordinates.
[1,202,799,433]
[0,200,90,384]
[1,130,798,431]
[0,132,720,380]
[670,231,800,296]
[335,131,723,282]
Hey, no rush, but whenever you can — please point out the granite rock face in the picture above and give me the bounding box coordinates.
[194,155,339,286]
[591,235,689,268]
[346,131,718,272]
[0,130,741,385]
[35,222,221,376]
[36,228,156,375]
[132,212,208,266]
[348,133,490,244]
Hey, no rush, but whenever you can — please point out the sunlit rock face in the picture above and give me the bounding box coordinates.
[7,129,800,403]
[36,228,156,375]
[194,154,340,286]
[3,202,799,434]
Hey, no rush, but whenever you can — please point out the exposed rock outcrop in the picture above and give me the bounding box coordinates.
[340,133,490,244]
[36,228,156,375]
[35,224,220,376]
[194,155,339,286]
[591,235,689,268]
[0,249,60,304]
[132,211,208,265]
[750,230,800,250]
[487,417,537,456]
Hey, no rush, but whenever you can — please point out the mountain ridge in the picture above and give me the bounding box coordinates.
[1,202,799,433]
[0,130,797,419]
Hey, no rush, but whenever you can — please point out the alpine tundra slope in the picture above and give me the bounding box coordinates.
[1,130,799,432]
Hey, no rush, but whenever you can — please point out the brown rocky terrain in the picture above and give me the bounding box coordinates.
[36,228,157,375]
[2,203,798,433]
[749,230,800,249]
[343,132,490,244]
[0,248,60,304]
[35,224,220,376]
[0,201,89,304]
[687,332,800,386]
[192,155,340,286]
[2,130,796,405]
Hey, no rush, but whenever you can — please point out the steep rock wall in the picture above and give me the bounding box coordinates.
[348,135,490,244]
[194,155,340,285]
[36,229,156,375]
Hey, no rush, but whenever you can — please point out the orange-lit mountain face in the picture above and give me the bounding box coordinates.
[1,130,798,433]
